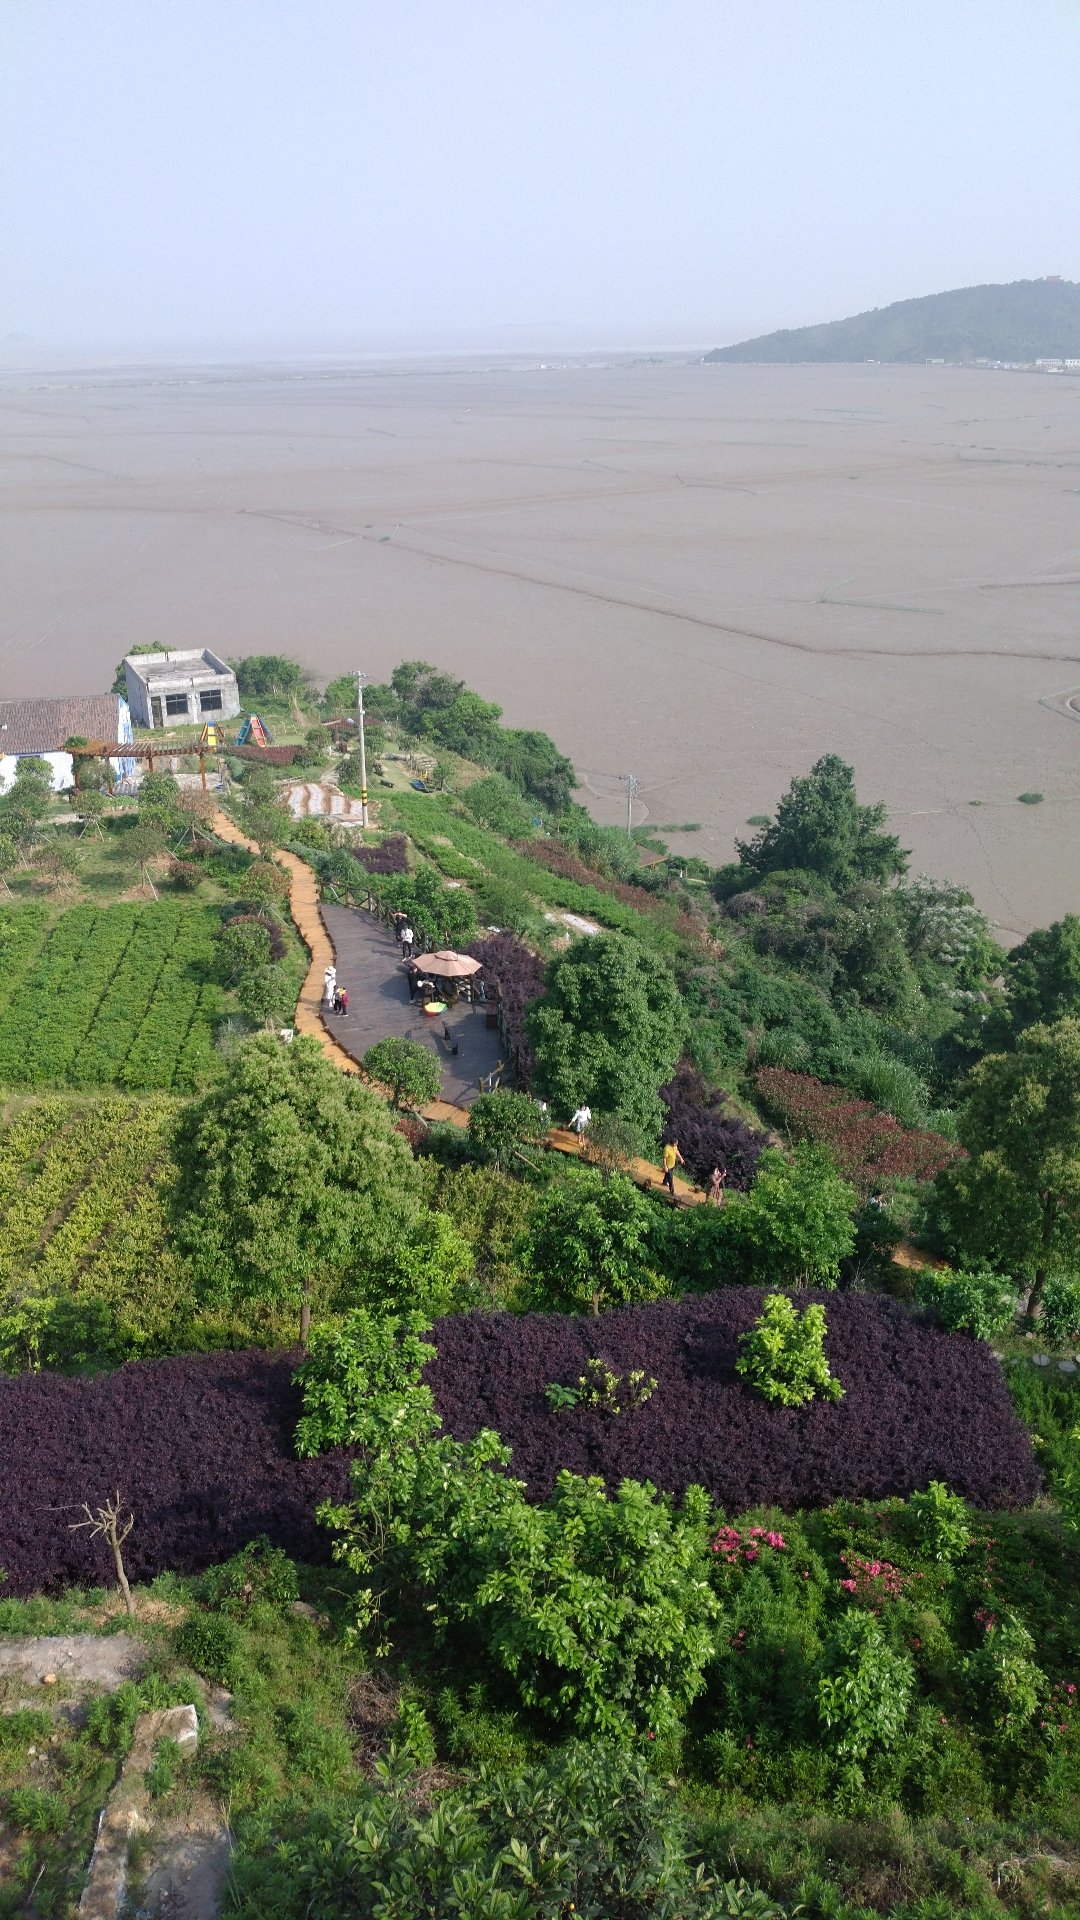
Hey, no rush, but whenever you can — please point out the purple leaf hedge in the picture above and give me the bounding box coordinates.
[660,1065,769,1191]
[0,1351,350,1599]
[466,933,546,1088]
[350,834,409,876]
[426,1291,1039,1513]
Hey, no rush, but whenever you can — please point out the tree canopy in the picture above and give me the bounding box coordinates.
[935,1016,1080,1317]
[1004,917,1080,1036]
[362,1036,441,1111]
[522,1167,662,1314]
[525,933,687,1136]
[174,1032,418,1340]
[728,754,908,894]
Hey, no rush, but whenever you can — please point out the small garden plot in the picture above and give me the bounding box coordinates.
[755,1066,959,1193]
[0,902,224,1090]
[427,1291,1039,1512]
[0,1351,350,1596]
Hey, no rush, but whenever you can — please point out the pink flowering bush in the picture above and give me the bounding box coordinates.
[838,1551,906,1610]
[711,1523,788,1566]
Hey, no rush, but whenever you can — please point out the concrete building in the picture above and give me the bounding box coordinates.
[0,694,135,793]
[124,648,240,730]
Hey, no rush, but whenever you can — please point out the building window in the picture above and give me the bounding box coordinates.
[165,694,189,718]
[199,689,223,712]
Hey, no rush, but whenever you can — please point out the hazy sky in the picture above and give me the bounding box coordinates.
[3,0,1079,351]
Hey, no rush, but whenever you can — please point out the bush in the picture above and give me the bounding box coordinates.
[963,1612,1045,1735]
[228,1739,758,1919]
[174,1609,245,1686]
[466,1090,546,1169]
[755,1066,958,1194]
[906,1481,971,1565]
[523,1167,664,1315]
[737,1293,844,1408]
[916,1265,1017,1340]
[727,1145,856,1288]
[200,1536,300,1617]
[815,1610,914,1762]
[362,1036,441,1110]
[1041,1275,1080,1346]
[294,1309,437,1459]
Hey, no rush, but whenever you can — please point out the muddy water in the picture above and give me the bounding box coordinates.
[1,354,1078,934]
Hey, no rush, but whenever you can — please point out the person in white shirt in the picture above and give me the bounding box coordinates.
[568,1103,592,1150]
[323,965,337,1008]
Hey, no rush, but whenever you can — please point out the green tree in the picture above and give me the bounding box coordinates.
[138,771,183,836]
[523,1167,662,1314]
[525,933,687,1136]
[1005,917,1080,1034]
[174,1032,418,1342]
[363,1036,441,1110]
[0,757,54,845]
[321,674,359,717]
[467,1090,547,1169]
[111,642,160,696]
[356,1211,475,1316]
[727,1145,856,1287]
[731,753,908,892]
[934,1017,1080,1319]
[231,653,312,704]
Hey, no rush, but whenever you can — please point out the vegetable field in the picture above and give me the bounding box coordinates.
[0,902,224,1090]
[0,1096,185,1371]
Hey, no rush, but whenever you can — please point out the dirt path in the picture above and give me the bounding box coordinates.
[211,811,702,1201]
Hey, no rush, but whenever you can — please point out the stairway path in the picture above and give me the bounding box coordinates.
[210,812,702,1200]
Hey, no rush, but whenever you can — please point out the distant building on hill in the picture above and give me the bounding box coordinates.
[0,693,134,793]
[124,648,240,730]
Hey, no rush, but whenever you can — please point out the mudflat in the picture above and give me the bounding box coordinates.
[1,354,1078,935]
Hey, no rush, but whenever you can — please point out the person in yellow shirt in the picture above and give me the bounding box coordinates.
[661,1137,684,1201]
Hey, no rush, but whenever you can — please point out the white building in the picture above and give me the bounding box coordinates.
[0,695,134,794]
[124,648,240,730]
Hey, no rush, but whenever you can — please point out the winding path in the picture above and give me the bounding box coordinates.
[210,811,702,1199]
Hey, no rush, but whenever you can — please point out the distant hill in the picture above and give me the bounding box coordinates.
[706,279,1080,365]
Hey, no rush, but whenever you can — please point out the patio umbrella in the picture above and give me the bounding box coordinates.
[412,949,482,978]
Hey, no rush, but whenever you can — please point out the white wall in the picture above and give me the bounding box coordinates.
[0,751,74,794]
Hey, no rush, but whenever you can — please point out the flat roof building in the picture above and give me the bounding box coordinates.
[124,649,240,731]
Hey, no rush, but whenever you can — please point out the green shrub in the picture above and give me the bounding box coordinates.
[963,1613,1045,1736]
[227,1738,758,1919]
[522,1167,664,1315]
[362,1035,441,1110]
[906,1481,972,1564]
[815,1610,914,1762]
[467,1090,546,1170]
[916,1265,1017,1340]
[7,1786,68,1833]
[201,1536,299,1617]
[727,1146,856,1289]
[294,1309,437,1458]
[1041,1275,1080,1346]
[146,1736,181,1799]
[174,1609,245,1687]
[356,1210,475,1317]
[737,1293,844,1408]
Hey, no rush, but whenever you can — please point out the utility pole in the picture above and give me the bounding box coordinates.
[356,671,371,828]
[620,772,640,838]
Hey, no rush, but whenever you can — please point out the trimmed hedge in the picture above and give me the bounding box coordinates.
[427,1291,1039,1512]
[0,1351,350,1597]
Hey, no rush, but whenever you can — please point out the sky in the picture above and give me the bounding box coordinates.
[3,0,1079,353]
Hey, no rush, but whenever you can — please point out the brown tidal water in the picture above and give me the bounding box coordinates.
[2,352,1079,935]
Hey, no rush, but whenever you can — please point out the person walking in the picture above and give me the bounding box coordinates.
[323,965,337,1009]
[338,986,349,1017]
[569,1103,592,1150]
[661,1137,685,1201]
[400,923,415,961]
[708,1164,727,1208]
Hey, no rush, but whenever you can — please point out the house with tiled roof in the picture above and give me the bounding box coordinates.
[0,694,134,794]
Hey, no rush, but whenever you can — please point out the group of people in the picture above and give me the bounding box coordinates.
[566,1105,727,1207]
[322,965,349,1019]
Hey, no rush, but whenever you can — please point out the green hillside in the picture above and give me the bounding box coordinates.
[706,277,1080,364]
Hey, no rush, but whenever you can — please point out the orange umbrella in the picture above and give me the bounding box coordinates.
[412,950,482,978]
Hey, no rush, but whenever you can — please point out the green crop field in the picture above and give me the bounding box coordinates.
[0,901,224,1091]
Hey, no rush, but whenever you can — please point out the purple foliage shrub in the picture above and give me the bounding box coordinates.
[466,933,546,1088]
[0,1352,350,1598]
[660,1064,768,1190]
[426,1291,1038,1512]
[350,834,409,877]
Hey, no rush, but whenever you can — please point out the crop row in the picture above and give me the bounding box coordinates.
[0,903,224,1091]
[0,1102,136,1290]
[0,904,48,1024]
[389,795,679,951]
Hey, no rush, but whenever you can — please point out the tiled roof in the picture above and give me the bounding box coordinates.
[0,696,123,756]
